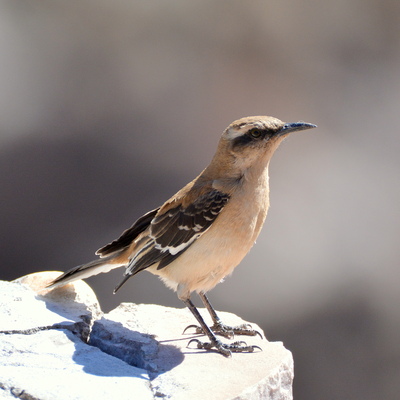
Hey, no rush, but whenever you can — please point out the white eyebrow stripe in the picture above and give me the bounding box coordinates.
[226,128,245,139]
[226,122,265,140]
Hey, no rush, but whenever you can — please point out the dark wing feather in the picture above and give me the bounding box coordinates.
[96,208,160,257]
[151,189,230,265]
[116,189,230,291]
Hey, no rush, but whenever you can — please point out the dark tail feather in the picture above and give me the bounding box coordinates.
[47,254,125,289]
[113,273,133,294]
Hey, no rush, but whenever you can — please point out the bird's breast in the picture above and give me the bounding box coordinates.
[150,169,270,296]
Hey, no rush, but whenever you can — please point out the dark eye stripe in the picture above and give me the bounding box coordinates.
[231,128,267,148]
[232,134,254,148]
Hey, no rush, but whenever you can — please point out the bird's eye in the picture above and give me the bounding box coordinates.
[249,129,262,139]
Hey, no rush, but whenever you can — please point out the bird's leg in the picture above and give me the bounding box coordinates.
[184,292,262,339]
[182,297,260,357]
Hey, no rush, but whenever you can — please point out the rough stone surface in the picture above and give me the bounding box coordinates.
[1,272,293,399]
[0,273,152,400]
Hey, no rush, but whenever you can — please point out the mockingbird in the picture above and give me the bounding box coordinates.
[47,116,316,356]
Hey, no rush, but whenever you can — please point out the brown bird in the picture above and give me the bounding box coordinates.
[47,116,316,356]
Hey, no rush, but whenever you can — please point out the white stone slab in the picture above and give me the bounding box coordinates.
[92,303,293,400]
[1,272,293,399]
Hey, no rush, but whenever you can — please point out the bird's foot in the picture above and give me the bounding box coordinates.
[187,338,262,357]
[212,322,263,339]
[184,322,263,339]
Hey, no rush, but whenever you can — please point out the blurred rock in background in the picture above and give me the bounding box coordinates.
[1,1,399,399]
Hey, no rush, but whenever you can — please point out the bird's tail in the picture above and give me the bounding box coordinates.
[46,253,126,289]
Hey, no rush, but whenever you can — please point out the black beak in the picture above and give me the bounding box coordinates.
[277,121,317,137]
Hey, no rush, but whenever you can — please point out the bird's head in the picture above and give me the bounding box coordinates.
[214,116,316,175]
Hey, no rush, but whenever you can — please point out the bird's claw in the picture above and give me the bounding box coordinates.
[182,324,203,335]
[183,323,234,338]
[184,322,262,339]
[187,338,262,357]
[226,323,263,339]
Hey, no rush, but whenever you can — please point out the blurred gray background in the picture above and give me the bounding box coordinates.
[1,1,399,398]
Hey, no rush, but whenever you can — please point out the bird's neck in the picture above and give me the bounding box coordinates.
[201,157,271,195]
[240,160,270,196]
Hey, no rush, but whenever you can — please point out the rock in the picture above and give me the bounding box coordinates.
[1,273,152,400]
[0,272,293,399]
[90,303,293,400]
[0,329,153,400]
[11,272,102,341]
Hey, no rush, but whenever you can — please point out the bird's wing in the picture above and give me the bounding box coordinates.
[113,189,230,292]
[152,188,230,264]
[96,208,160,257]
